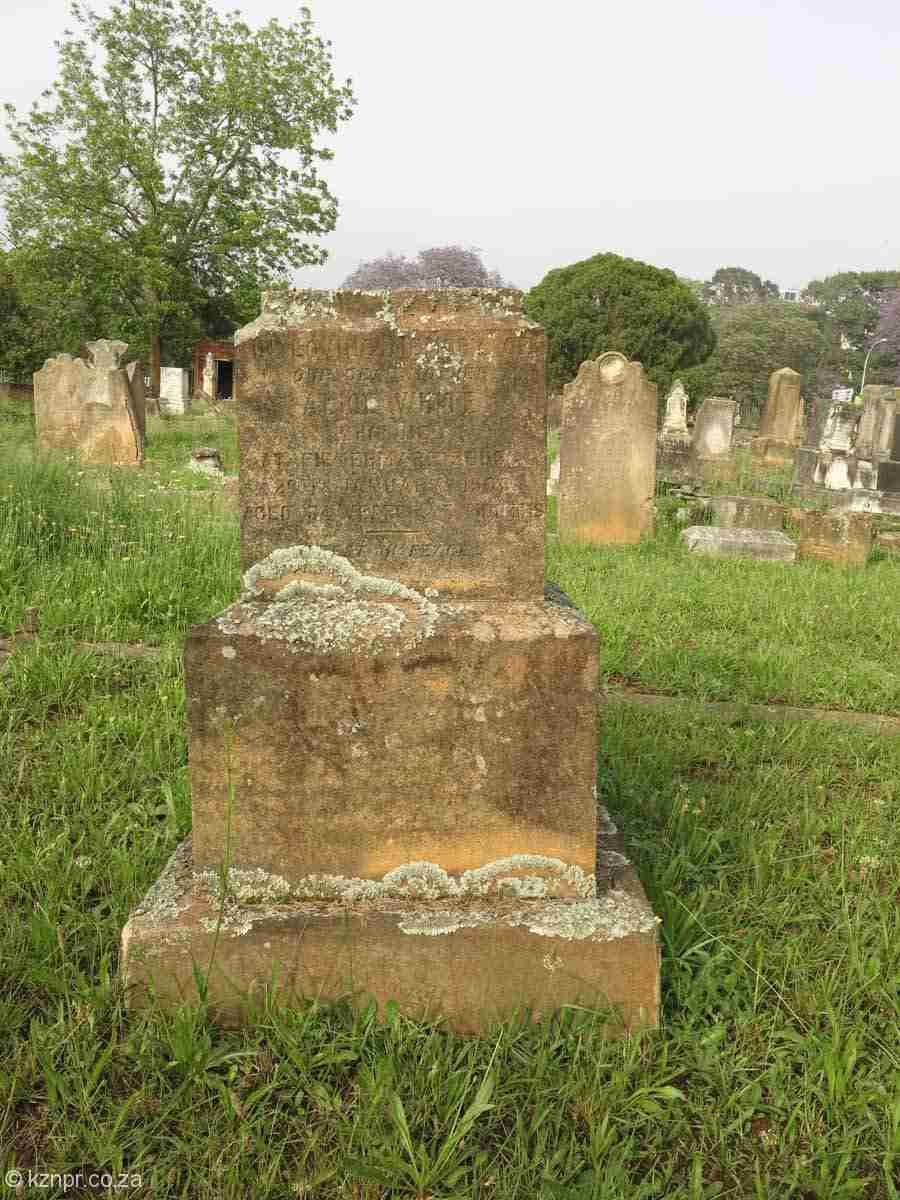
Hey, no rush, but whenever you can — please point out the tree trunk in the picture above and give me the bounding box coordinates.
[150,330,161,399]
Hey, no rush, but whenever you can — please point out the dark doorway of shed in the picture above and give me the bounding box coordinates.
[217,359,233,400]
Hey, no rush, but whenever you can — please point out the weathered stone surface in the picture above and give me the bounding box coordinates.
[856,387,896,463]
[234,289,546,599]
[680,526,797,561]
[692,397,736,461]
[124,361,147,449]
[754,367,803,452]
[558,352,657,545]
[33,343,144,465]
[708,495,787,530]
[547,455,560,497]
[877,530,900,555]
[820,401,859,453]
[656,436,696,484]
[86,338,128,370]
[661,379,690,439]
[121,835,661,1036]
[160,367,191,415]
[123,289,661,1035]
[187,563,599,897]
[878,460,900,492]
[788,509,873,566]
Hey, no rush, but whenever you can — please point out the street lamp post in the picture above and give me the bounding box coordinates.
[859,337,888,398]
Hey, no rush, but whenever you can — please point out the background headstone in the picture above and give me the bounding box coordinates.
[160,367,191,415]
[661,379,690,440]
[33,341,144,465]
[751,367,803,465]
[558,351,657,545]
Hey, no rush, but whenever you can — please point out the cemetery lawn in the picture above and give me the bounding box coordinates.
[2,429,899,1197]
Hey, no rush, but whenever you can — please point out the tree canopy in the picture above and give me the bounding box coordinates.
[0,0,355,389]
[800,271,900,385]
[680,301,827,417]
[342,245,510,289]
[702,266,780,307]
[523,252,716,397]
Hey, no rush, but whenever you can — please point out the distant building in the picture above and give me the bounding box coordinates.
[191,339,234,401]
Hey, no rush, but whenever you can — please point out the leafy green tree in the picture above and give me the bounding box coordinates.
[702,266,780,307]
[0,0,355,391]
[680,301,826,418]
[523,252,715,397]
[801,271,900,384]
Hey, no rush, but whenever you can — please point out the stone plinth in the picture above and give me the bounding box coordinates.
[788,509,873,566]
[708,495,787,530]
[751,368,803,466]
[680,526,797,561]
[558,352,657,545]
[234,289,546,598]
[121,835,660,1037]
[187,564,599,895]
[33,340,144,465]
[877,531,900,555]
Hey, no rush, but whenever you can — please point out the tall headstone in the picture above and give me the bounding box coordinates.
[751,367,803,466]
[121,289,660,1036]
[159,366,192,415]
[692,396,736,481]
[558,352,657,545]
[33,339,144,465]
[856,385,897,464]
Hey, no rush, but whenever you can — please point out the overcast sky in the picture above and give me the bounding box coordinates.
[2,0,898,294]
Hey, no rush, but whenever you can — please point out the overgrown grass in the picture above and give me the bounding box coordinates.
[2,424,899,1197]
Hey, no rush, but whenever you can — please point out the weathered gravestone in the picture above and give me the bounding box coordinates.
[160,367,191,415]
[787,509,873,566]
[33,339,144,465]
[558,352,658,545]
[856,385,897,464]
[752,367,804,466]
[708,495,787,530]
[661,379,690,441]
[681,526,797,562]
[691,396,737,481]
[656,378,695,483]
[121,289,660,1035]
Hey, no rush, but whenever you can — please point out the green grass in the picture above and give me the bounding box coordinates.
[2,418,900,1197]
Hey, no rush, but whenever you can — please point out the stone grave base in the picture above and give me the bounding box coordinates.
[696,457,736,484]
[791,482,900,517]
[750,436,797,467]
[681,526,797,561]
[708,495,787,530]
[122,836,660,1037]
[787,509,873,566]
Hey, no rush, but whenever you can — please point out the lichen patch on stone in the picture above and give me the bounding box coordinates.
[214,544,441,655]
